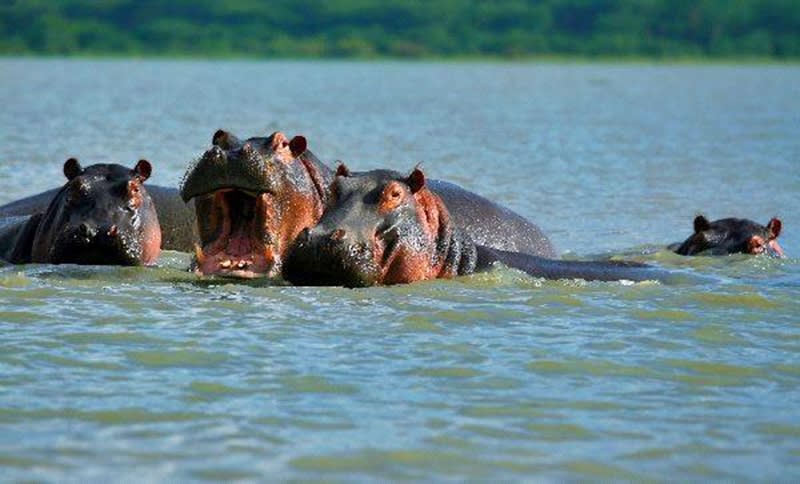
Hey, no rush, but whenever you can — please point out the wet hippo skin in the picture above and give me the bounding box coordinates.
[669,215,784,257]
[0,158,162,265]
[283,166,666,287]
[2,129,555,274]
[180,130,556,279]
[0,181,196,253]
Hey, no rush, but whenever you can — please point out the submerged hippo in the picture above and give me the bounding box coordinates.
[670,215,784,257]
[0,170,196,253]
[0,158,161,265]
[180,130,555,279]
[283,166,664,287]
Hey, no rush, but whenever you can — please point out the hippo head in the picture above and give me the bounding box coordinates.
[31,158,162,265]
[284,166,456,287]
[674,215,784,257]
[180,130,330,278]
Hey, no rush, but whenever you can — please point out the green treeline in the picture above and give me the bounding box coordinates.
[1,0,799,59]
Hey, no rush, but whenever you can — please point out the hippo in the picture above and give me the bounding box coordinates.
[283,166,665,287]
[0,172,196,253]
[180,130,555,279]
[180,130,332,278]
[0,158,161,265]
[670,215,784,257]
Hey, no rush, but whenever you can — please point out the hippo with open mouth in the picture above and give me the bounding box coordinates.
[180,130,555,279]
[180,130,332,278]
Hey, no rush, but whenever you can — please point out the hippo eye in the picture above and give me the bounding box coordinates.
[125,180,143,211]
[127,180,141,196]
[327,185,338,206]
[378,182,407,214]
[68,181,89,203]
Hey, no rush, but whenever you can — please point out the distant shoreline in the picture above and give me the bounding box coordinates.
[2,54,798,65]
[5,1,797,65]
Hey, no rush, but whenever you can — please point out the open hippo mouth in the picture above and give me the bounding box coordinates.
[181,130,333,280]
[194,188,275,278]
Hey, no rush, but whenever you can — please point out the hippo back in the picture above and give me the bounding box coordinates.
[0,215,37,262]
[0,189,60,218]
[144,185,197,252]
[428,180,556,258]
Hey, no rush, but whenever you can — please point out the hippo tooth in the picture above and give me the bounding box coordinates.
[194,244,206,265]
[220,260,232,268]
[237,260,246,269]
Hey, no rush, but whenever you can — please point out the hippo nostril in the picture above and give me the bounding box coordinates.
[297,228,311,244]
[768,239,785,258]
[748,236,766,255]
[79,223,95,237]
[330,229,346,242]
[77,223,97,240]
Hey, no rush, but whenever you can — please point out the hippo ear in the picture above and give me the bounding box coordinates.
[693,215,711,233]
[335,163,351,177]
[63,158,83,180]
[212,129,227,146]
[289,136,307,157]
[212,129,240,149]
[133,159,152,182]
[407,168,426,194]
[767,218,782,238]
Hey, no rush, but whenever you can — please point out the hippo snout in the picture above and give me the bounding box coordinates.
[78,222,97,239]
[296,227,312,244]
[296,226,348,246]
[330,229,346,242]
[75,222,121,243]
[307,228,367,255]
[284,228,381,287]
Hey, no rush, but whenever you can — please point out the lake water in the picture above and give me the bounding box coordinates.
[0,59,799,481]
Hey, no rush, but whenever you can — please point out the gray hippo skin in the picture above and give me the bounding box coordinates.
[2,129,554,271]
[669,215,784,257]
[1,175,196,253]
[180,130,556,278]
[0,158,162,265]
[283,166,664,287]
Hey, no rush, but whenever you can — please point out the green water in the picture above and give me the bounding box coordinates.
[0,60,798,480]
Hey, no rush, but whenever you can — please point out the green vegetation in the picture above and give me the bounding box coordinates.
[1,0,799,59]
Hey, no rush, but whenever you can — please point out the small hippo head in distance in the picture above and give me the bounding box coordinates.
[674,215,784,257]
